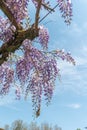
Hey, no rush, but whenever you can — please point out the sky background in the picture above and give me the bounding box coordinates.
[0,0,87,130]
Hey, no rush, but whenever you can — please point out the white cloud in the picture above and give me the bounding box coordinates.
[0,91,16,106]
[66,103,81,109]
[61,23,83,37]
[55,44,87,96]
[0,96,15,106]
[0,94,23,111]
[70,23,82,34]
[82,45,87,53]
[4,105,22,111]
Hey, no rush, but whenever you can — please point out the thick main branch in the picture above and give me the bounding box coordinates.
[0,27,39,65]
[0,0,58,66]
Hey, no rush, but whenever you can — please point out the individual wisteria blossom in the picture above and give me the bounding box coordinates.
[57,0,72,24]
[5,0,29,24]
[0,16,16,42]
[0,62,14,96]
[39,25,49,49]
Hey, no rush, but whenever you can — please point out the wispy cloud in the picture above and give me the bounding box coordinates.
[55,44,87,95]
[0,93,23,111]
[66,103,81,109]
[4,104,22,111]
[69,23,82,35]
[0,91,15,106]
[0,97,14,106]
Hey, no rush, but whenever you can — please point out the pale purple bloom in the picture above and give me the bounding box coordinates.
[39,25,49,49]
[57,0,73,24]
[16,57,32,84]
[54,49,75,65]
[0,16,16,42]
[0,62,14,95]
[5,0,29,24]
[23,41,59,111]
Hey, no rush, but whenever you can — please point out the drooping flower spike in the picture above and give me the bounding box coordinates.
[57,0,73,24]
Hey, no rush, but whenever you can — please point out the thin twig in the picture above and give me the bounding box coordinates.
[41,2,55,12]
[35,0,42,30]
[39,3,59,23]
[34,0,54,12]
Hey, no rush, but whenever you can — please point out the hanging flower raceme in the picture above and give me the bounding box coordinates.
[25,56,59,115]
[16,40,59,115]
[15,39,75,116]
[16,57,29,84]
[26,72,43,114]
[39,25,49,49]
[5,0,29,24]
[57,0,72,24]
[0,62,14,96]
[52,49,75,65]
[41,57,59,104]
[0,16,16,42]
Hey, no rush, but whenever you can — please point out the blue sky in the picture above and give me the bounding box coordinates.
[0,0,87,130]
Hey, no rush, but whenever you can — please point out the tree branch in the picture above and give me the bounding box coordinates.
[35,0,42,30]
[34,0,55,12]
[39,3,59,23]
[0,26,39,65]
[0,0,22,30]
[41,2,55,12]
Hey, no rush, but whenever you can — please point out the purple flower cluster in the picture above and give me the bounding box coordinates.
[25,56,59,113]
[0,16,16,42]
[0,62,14,95]
[16,57,29,84]
[15,39,75,114]
[39,26,49,49]
[16,39,43,84]
[54,49,75,65]
[20,40,59,113]
[57,0,72,24]
[5,0,29,24]
[27,74,42,113]
[13,40,59,113]
[41,57,59,105]
[0,38,75,115]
